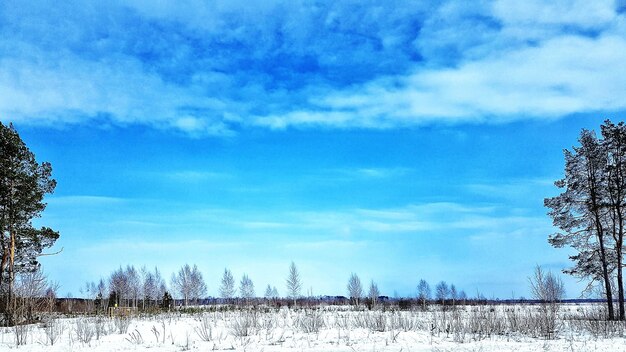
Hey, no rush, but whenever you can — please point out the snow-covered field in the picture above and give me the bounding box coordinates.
[2,304,626,351]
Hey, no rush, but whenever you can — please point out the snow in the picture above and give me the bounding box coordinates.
[3,304,626,351]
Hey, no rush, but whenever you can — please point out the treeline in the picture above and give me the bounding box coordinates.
[72,262,471,313]
[5,260,566,325]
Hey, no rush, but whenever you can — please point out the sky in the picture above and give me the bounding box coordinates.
[1,0,626,299]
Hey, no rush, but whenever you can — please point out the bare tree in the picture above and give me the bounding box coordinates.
[171,264,206,306]
[417,279,431,309]
[368,280,380,307]
[13,268,49,323]
[190,265,207,305]
[109,267,129,307]
[82,281,97,313]
[286,261,302,305]
[157,282,167,307]
[96,278,107,312]
[264,284,273,300]
[240,274,255,303]
[154,268,166,305]
[435,281,449,305]
[459,290,467,304]
[142,267,157,309]
[219,268,235,301]
[347,273,363,306]
[529,265,566,339]
[45,281,59,314]
[529,265,565,303]
[138,267,164,308]
[264,284,279,301]
[450,284,458,305]
[139,266,149,309]
[126,265,140,308]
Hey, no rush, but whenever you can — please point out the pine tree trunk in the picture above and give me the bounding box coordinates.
[617,229,625,320]
[598,230,614,318]
[618,257,625,320]
[0,244,7,297]
[8,227,15,324]
[596,224,615,320]
[589,166,614,320]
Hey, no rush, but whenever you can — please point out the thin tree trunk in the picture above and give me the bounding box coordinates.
[589,165,615,320]
[614,139,625,320]
[617,208,625,320]
[8,227,15,323]
[0,242,7,292]
[618,247,625,320]
[597,209,615,321]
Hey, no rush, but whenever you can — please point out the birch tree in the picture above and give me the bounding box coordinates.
[435,281,449,305]
[240,274,255,303]
[347,273,363,306]
[286,261,302,305]
[171,264,207,306]
[417,279,431,309]
[264,284,274,300]
[368,280,380,307]
[219,268,235,301]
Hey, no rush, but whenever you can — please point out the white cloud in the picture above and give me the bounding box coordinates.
[1,0,624,134]
[493,0,615,29]
[260,33,626,128]
[0,43,236,135]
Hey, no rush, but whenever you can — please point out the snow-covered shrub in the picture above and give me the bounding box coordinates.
[13,323,30,346]
[41,318,64,345]
[194,313,212,341]
[114,316,131,334]
[296,309,325,333]
[73,318,95,345]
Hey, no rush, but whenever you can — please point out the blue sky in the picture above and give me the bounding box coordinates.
[1,0,626,298]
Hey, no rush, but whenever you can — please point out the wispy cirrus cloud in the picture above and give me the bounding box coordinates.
[177,201,546,236]
[47,195,127,205]
[1,0,623,135]
[319,167,413,181]
[466,178,556,202]
[165,171,230,182]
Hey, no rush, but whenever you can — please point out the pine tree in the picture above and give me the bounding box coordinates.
[0,122,59,322]
[161,291,173,310]
[546,123,622,319]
